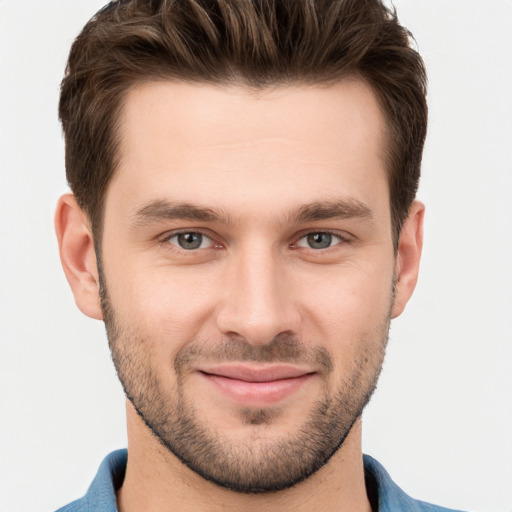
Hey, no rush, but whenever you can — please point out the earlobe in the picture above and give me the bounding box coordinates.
[55,194,104,320]
[391,201,425,319]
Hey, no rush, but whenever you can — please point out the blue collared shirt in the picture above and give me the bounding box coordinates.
[56,449,466,511]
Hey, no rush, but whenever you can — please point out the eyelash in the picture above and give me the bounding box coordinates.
[159,229,351,253]
[160,230,219,253]
[293,230,350,249]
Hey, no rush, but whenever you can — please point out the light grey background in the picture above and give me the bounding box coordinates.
[1,1,511,511]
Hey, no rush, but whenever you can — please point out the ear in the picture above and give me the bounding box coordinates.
[55,194,103,320]
[391,200,425,319]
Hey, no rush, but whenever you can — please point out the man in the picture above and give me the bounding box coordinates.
[54,1,464,510]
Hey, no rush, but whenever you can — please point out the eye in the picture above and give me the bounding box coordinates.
[167,232,213,250]
[296,232,344,250]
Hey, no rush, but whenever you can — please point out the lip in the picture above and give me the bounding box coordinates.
[197,364,315,405]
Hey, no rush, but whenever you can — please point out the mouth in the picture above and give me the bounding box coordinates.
[197,364,316,405]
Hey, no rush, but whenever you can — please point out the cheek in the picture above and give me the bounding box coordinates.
[297,260,394,352]
[105,260,222,353]
[303,261,394,313]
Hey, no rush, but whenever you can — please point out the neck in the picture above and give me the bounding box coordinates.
[117,401,372,512]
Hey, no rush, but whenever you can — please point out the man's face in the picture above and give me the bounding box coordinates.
[100,80,397,492]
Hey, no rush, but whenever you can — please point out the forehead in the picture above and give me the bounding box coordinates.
[118,79,387,157]
[108,79,389,220]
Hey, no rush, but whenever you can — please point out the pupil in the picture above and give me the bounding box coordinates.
[178,232,202,249]
[308,232,331,249]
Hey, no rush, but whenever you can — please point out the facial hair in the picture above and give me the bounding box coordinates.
[99,269,391,494]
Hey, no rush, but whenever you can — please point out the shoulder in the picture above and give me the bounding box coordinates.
[55,500,86,512]
[363,454,468,512]
[54,449,127,512]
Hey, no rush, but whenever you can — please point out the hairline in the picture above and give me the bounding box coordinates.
[90,74,403,252]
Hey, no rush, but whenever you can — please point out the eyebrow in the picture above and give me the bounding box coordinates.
[131,197,373,227]
[289,199,374,224]
[131,199,233,226]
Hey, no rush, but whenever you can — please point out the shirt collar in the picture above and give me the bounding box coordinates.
[71,450,460,512]
[78,449,127,512]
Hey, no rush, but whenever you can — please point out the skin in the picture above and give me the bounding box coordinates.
[55,79,424,512]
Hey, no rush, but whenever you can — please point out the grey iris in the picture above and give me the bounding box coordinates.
[307,233,332,249]
[178,232,203,250]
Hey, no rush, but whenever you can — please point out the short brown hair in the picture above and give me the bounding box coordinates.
[59,0,427,246]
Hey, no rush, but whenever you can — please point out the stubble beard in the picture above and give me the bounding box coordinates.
[99,273,391,494]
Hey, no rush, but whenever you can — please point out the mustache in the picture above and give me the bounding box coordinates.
[174,333,333,374]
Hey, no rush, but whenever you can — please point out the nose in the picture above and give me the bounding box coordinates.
[216,246,301,345]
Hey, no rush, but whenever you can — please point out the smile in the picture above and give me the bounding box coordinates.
[197,364,316,405]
